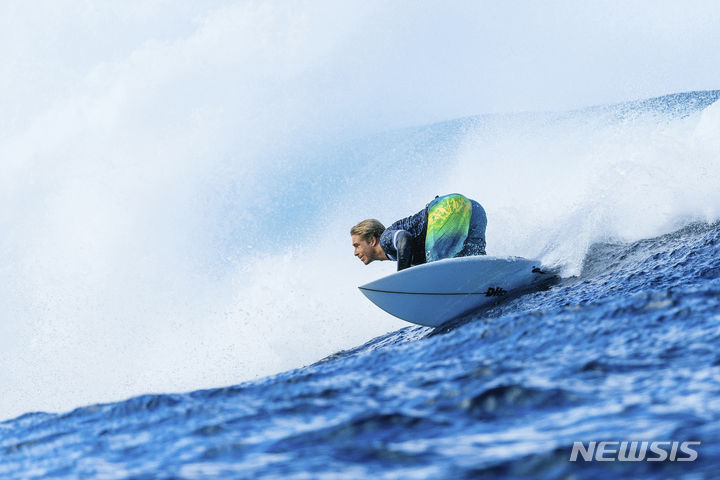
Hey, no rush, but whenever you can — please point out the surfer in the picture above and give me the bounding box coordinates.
[350,193,487,271]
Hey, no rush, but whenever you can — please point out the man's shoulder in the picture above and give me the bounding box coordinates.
[378,228,396,258]
[379,227,394,242]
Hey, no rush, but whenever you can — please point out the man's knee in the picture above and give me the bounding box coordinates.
[457,241,486,257]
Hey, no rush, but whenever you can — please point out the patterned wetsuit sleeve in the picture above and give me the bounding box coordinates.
[379,209,427,261]
[379,229,398,260]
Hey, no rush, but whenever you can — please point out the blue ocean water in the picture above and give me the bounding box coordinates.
[3,93,720,479]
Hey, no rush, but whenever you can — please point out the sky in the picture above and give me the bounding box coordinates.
[1,1,719,136]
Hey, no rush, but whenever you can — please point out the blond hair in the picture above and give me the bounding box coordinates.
[350,219,385,242]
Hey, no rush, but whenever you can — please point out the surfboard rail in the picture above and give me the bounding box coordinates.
[358,256,554,327]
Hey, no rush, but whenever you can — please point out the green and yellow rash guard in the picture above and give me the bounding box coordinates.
[379,193,487,270]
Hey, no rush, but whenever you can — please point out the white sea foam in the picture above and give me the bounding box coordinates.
[441,100,720,275]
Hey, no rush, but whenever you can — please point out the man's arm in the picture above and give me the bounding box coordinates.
[395,230,413,271]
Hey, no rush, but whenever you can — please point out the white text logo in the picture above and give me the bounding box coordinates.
[569,441,700,462]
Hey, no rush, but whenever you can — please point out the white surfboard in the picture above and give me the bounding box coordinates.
[359,256,553,327]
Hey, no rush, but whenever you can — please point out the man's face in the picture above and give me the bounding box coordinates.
[352,234,376,265]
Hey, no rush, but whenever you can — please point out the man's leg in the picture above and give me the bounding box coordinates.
[457,200,487,257]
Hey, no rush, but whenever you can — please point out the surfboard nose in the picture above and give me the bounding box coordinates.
[358,256,549,327]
